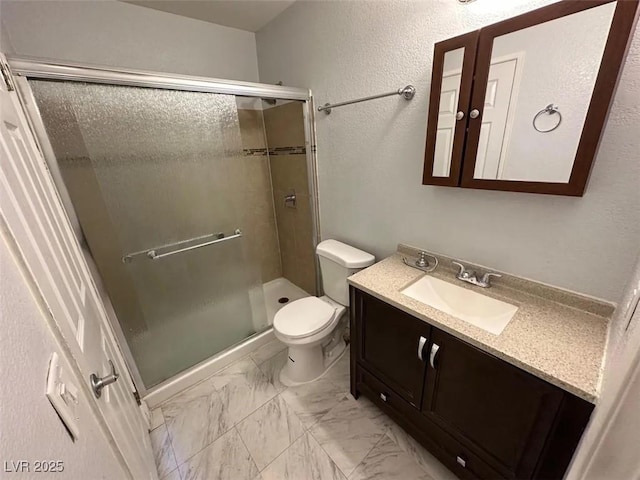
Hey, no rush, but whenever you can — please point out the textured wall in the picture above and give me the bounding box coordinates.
[0,233,128,479]
[0,0,259,81]
[256,0,640,302]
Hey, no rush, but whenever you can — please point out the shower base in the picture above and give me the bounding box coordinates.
[144,277,310,407]
[263,277,310,324]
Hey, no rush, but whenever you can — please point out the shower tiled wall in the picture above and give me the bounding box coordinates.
[263,102,317,295]
[236,109,282,283]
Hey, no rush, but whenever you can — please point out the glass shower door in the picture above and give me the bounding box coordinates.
[30,80,268,387]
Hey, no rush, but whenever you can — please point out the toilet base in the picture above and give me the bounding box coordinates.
[280,339,347,387]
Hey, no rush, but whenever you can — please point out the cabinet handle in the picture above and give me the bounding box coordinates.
[469,109,480,119]
[429,343,440,369]
[455,111,465,120]
[417,336,428,361]
[380,393,388,402]
[456,456,467,468]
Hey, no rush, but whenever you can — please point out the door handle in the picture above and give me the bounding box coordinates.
[417,336,428,361]
[90,360,119,399]
[429,343,440,369]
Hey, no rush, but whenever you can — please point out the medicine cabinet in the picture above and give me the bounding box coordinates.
[422,0,638,196]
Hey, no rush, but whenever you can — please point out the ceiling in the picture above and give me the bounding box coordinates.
[122,0,296,32]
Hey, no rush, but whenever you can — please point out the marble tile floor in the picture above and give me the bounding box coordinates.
[150,339,458,480]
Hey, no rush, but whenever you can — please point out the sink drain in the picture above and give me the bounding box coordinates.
[278,297,290,304]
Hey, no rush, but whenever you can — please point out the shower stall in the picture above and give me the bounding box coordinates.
[11,58,320,397]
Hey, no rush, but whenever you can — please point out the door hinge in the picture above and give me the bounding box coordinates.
[0,61,16,92]
[133,388,141,406]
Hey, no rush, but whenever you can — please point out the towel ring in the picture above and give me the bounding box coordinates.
[533,104,562,133]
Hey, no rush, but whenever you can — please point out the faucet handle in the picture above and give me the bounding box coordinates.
[452,261,473,279]
[480,272,502,287]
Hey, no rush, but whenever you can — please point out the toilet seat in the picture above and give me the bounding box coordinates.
[273,297,336,339]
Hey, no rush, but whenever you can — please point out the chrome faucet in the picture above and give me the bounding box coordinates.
[402,251,439,273]
[452,261,501,288]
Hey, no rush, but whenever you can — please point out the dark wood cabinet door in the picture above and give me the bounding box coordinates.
[422,30,479,188]
[421,329,563,479]
[355,291,430,407]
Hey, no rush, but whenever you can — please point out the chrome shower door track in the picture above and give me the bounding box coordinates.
[7,56,311,100]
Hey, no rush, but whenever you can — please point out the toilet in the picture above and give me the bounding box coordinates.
[273,239,375,385]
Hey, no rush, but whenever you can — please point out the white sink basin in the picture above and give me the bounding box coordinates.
[401,275,518,335]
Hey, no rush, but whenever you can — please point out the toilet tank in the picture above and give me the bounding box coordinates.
[316,240,375,306]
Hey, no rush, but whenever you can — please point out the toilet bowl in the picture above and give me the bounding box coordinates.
[273,296,346,384]
[273,239,375,385]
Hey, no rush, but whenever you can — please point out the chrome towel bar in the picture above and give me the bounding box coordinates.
[318,85,416,114]
[122,229,242,263]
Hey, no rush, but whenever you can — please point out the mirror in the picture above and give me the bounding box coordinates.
[472,2,616,183]
[432,47,464,177]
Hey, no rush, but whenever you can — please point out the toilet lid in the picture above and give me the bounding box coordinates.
[274,297,336,339]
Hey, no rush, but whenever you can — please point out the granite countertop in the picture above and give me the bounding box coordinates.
[347,248,613,403]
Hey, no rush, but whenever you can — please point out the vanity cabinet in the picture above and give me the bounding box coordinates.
[421,328,563,479]
[355,292,430,407]
[422,0,639,196]
[350,287,594,480]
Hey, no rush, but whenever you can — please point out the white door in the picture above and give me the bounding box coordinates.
[433,70,462,177]
[473,55,521,179]
[0,55,158,480]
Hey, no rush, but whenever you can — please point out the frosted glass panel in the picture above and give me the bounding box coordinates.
[31,80,268,387]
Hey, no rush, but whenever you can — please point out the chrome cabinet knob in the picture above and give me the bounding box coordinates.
[90,360,119,399]
[469,109,480,119]
[455,111,465,120]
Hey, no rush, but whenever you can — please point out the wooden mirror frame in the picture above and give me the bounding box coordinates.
[422,31,479,187]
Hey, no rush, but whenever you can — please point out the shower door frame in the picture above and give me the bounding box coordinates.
[8,56,322,398]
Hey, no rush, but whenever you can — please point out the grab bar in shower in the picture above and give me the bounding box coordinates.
[122,229,242,263]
